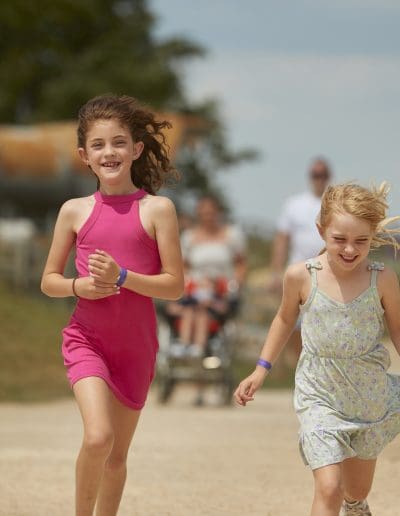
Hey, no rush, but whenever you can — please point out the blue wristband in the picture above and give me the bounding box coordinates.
[116,267,128,287]
[257,358,272,370]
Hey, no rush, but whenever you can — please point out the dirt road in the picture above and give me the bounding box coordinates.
[2,347,400,515]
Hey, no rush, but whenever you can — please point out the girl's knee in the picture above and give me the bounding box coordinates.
[83,428,114,456]
[315,477,344,504]
[104,452,128,472]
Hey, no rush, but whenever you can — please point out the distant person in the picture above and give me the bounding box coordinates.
[178,195,247,354]
[41,94,184,516]
[269,158,332,363]
[235,182,400,515]
[270,157,332,284]
[163,196,246,406]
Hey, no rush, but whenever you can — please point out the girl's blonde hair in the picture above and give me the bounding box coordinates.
[319,182,400,250]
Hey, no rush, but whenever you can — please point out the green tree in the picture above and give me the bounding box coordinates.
[0,0,203,122]
[0,0,257,204]
[174,100,257,209]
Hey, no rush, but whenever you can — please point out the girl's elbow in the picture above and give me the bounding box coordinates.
[169,277,184,300]
[41,285,51,297]
[276,311,298,329]
[40,277,48,295]
[40,276,52,297]
[172,282,184,300]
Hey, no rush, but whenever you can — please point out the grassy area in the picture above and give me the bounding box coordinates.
[0,282,72,402]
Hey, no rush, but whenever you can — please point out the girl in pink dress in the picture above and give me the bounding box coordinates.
[41,94,184,516]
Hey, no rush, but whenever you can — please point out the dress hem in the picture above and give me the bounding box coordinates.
[69,373,146,411]
[303,450,379,471]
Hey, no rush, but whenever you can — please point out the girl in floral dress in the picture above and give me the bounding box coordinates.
[235,183,400,515]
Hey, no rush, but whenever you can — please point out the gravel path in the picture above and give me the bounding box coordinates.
[2,347,400,516]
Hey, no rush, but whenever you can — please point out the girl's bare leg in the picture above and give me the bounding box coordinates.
[73,377,114,516]
[311,463,343,516]
[95,395,141,516]
[342,457,376,503]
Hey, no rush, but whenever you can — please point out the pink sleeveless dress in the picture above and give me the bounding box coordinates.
[62,189,161,410]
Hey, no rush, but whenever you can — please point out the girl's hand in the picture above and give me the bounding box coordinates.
[234,367,268,406]
[74,276,120,300]
[88,249,120,283]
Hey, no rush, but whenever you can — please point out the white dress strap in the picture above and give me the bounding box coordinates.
[368,262,385,287]
[368,262,385,314]
[302,260,323,312]
[305,259,322,288]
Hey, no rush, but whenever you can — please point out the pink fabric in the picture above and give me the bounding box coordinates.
[62,189,161,410]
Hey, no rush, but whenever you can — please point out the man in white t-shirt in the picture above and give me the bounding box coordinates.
[269,157,332,364]
[276,189,324,265]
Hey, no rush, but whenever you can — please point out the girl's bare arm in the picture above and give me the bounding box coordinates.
[123,196,184,299]
[41,200,78,297]
[258,264,303,362]
[234,263,305,405]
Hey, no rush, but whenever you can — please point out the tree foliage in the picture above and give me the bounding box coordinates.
[0,0,257,205]
[174,100,258,208]
[0,0,203,122]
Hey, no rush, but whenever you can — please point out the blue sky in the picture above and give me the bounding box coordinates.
[151,0,400,230]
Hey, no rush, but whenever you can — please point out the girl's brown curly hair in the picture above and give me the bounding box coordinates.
[77,94,177,194]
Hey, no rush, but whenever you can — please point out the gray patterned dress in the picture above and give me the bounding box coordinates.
[294,260,400,470]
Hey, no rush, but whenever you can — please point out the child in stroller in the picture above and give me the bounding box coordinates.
[156,276,240,405]
[168,275,239,357]
[156,195,247,404]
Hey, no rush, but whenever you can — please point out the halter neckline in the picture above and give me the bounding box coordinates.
[94,189,146,204]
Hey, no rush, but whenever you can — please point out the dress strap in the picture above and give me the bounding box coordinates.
[368,262,385,314]
[368,261,385,288]
[300,260,322,312]
[305,259,322,288]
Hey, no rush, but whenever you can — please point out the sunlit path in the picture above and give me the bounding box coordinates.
[1,359,400,516]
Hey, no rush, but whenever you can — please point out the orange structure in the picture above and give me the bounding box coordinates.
[0,114,206,214]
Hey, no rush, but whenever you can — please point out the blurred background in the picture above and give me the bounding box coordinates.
[0,0,399,403]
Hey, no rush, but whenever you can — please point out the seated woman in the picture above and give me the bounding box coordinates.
[173,195,247,355]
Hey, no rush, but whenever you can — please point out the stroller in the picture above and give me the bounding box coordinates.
[156,277,239,405]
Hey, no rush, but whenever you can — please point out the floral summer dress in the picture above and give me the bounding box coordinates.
[294,260,400,470]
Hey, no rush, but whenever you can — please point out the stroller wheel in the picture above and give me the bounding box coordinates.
[157,376,175,404]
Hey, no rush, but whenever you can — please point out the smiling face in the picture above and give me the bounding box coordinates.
[78,118,144,191]
[319,211,374,271]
